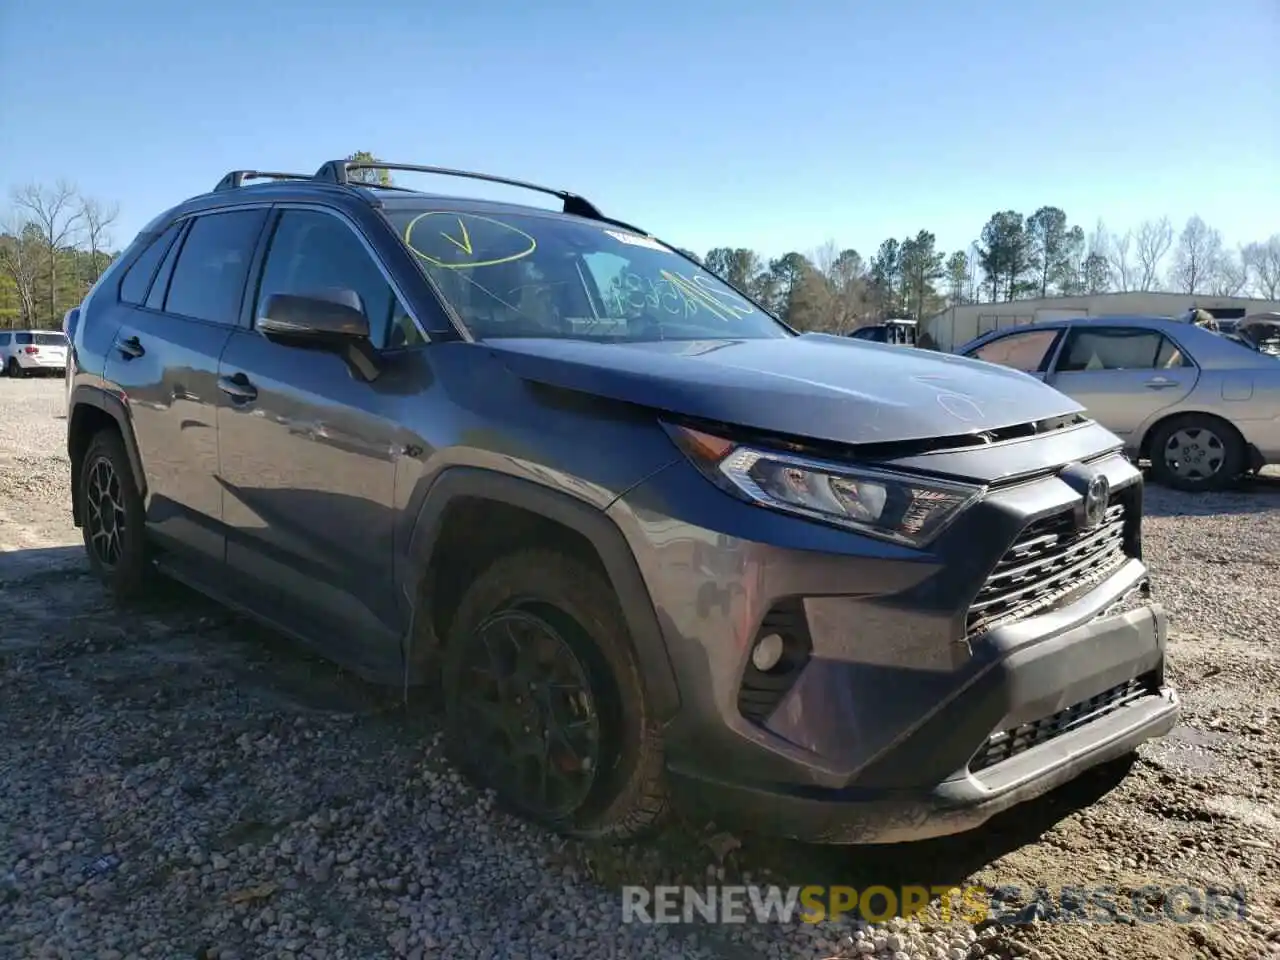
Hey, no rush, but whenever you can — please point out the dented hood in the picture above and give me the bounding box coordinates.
[486,333,1085,447]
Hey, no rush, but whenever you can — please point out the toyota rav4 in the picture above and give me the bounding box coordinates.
[65,160,1179,843]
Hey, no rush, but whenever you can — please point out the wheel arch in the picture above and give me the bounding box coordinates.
[403,467,681,722]
[68,386,147,527]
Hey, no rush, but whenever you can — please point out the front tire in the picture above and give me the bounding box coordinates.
[1148,414,1244,492]
[79,429,152,600]
[442,549,668,841]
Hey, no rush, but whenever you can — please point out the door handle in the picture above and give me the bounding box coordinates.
[1144,378,1179,389]
[217,373,257,402]
[116,336,144,360]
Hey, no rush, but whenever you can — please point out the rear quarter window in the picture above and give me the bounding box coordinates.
[119,223,183,305]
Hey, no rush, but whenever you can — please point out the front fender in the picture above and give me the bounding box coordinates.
[401,466,681,721]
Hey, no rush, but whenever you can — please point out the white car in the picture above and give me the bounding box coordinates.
[1,329,69,377]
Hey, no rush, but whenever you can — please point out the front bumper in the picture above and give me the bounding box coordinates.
[17,357,66,371]
[667,601,1178,843]
[608,446,1179,844]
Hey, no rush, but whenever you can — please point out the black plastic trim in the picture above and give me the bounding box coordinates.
[403,467,681,720]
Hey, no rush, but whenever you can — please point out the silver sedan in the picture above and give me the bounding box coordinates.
[956,315,1280,491]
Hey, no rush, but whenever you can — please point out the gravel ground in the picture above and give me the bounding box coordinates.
[2,376,1279,960]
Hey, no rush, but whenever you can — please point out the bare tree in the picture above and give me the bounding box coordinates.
[12,181,84,323]
[965,240,982,302]
[80,195,120,285]
[1170,215,1223,294]
[1106,227,1135,292]
[1209,246,1249,297]
[806,240,870,333]
[0,214,41,327]
[1134,217,1173,291]
[1084,218,1114,291]
[1242,235,1280,299]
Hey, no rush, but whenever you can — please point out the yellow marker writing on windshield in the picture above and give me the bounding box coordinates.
[660,270,735,322]
[441,217,473,255]
[404,212,537,269]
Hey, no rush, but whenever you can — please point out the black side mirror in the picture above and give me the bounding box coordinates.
[258,290,381,381]
[258,290,371,345]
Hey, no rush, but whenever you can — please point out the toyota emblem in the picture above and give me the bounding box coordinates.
[1080,474,1110,530]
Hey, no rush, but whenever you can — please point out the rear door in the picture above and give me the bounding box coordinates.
[103,206,270,563]
[1043,325,1198,440]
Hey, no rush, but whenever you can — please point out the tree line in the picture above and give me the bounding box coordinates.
[4,168,1277,337]
[698,210,1280,335]
[0,181,120,329]
[0,151,384,330]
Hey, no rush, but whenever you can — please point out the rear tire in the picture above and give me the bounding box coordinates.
[1148,414,1244,492]
[7,358,22,378]
[79,429,152,601]
[441,549,668,842]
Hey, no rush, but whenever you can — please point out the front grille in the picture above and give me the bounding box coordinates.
[966,498,1128,639]
[970,674,1158,772]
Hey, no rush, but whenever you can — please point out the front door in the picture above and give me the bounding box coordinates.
[103,208,269,562]
[216,206,420,661]
[1044,326,1198,441]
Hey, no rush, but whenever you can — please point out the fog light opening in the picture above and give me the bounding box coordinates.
[751,633,786,672]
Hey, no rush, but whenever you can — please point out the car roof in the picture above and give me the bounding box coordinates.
[143,160,653,240]
[147,180,606,232]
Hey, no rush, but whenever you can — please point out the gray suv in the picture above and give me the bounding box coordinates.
[65,160,1179,843]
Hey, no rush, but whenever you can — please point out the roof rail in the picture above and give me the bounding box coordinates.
[214,170,311,192]
[312,160,613,223]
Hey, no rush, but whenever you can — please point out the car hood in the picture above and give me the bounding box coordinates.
[486,333,1085,447]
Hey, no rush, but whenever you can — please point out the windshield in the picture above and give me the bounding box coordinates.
[387,208,787,342]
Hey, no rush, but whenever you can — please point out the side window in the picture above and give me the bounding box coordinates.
[146,221,189,311]
[164,209,268,324]
[1155,336,1190,368]
[970,329,1060,372]
[0,334,9,346]
[1058,329,1165,372]
[118,222,182,305]
[254,210,418,349]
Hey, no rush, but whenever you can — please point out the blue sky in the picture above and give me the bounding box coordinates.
[2,0,1276,261]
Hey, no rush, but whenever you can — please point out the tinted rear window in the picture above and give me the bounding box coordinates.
[15,332,66,345]
[119,223,182,305]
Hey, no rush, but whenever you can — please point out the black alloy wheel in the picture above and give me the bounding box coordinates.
[452,606,603,819]
[84,454,127,570]
[441,549,669,841]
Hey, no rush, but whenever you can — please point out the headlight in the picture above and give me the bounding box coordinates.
[663,423,984,548]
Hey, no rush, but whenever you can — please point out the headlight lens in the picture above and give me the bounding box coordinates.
[665,423,983,547]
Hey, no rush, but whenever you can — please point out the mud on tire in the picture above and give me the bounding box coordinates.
[441,549,668,842]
